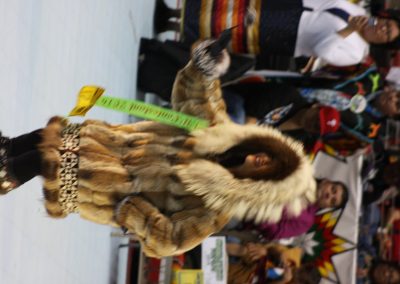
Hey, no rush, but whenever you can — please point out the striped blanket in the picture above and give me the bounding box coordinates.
[181,0,303,56]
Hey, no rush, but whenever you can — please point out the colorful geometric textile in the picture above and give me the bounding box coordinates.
[182,0,303,55]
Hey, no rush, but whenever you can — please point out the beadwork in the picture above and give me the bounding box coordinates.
[58,123,81,214]
[0,132,16,192]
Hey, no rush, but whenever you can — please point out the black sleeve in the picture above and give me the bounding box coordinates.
[339,111,381,143]
[224,83,305,119]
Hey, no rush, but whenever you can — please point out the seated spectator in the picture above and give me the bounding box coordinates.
[155,0,400,68]
[223,179,349,242]
[138,42,396,150]
[225,76,399,148]
[226,242,302,284]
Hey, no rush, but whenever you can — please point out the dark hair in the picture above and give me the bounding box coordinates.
[292,262,321,284]
[334,180,349,208]
[316,179,349,208]
[219,136,300,181]
[370,9,400,50]
[369,260,400,284]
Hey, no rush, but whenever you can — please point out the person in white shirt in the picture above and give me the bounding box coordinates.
[296,0,369,66]
[155,0,400,67]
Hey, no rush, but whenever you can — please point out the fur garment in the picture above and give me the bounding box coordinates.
[37,40,316,257]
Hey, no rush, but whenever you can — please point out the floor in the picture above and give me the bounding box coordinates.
[0,1,166,283]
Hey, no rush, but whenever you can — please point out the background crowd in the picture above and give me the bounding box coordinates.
[135,0,400,283]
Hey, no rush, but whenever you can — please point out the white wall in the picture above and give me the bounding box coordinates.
[0,1,156,283]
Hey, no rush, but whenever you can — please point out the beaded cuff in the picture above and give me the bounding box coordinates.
[58,123,81,214]
[0,133,17,192]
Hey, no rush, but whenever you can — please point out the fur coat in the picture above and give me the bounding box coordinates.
[38,39,316,258]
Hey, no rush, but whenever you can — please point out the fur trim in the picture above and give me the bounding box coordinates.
[172,63,231,125]
[38,116,67,218]
[176,123,317,223]
[191,39,230,80]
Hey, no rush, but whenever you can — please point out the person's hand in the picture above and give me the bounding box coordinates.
[281,265,294,283]
[245,243,268,262]
[348,16,369,33]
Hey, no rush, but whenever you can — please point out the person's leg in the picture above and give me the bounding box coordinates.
[0,128,43,190]
[169,8,181,19]
[154,0,182,34]
[1,150,42,194]
[9,150,42,185]
[164,21,181,33]
[156,0,181,18]
[9,129,43,157]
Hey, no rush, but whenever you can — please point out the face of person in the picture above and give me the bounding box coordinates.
[233,153,271,178]
[376,86,400,117]
[362,18,400,44]
[317,180,345,208]
[373,263,400,284]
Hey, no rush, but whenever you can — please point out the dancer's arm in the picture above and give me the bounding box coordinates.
[115,195,230,258]
[171,39,231,125]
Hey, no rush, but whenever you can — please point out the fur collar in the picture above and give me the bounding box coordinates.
[175,123,316,223]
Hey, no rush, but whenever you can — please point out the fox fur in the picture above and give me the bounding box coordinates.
[37,41,316,257]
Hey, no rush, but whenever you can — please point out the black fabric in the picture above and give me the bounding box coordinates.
[325,8,351,23]
[258,67,385,92]
[255,54,311,71]
[1,129,44,185]
[256,75,340,87]
[224,78,384,145]
[255,0,305,69]
[137,38,255,101]
[9,129,42,157]
[282,129,319,151]
[224,83,309,121]
[259,0,304,57]
[362,146,398,206]
[331,68,384,98]
[332,68,385,143]
[181,0,201,45]
[339,110,381,140]
[7,150,42,185]
[138,39,188,101]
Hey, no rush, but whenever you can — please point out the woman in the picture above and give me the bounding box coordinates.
[157,0,400,67]
[0,39,316,258]
[222,178,348,243]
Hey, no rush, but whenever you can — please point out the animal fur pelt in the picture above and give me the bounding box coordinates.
[34,38,317,258]
[175,122,316,224]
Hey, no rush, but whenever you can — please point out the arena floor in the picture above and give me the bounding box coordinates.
[0,1,169,283]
